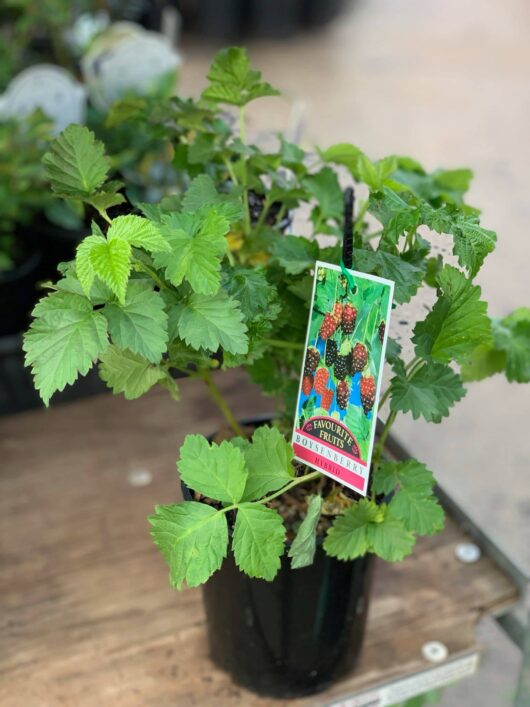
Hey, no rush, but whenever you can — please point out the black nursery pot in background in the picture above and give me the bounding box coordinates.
[202,546,374,698]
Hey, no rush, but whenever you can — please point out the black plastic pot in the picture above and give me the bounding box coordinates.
[183,416,375,698]
[202,544,374,698]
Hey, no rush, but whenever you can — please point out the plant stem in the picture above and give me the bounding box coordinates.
[220,470,322,515]
[353,199,369,234]
[239,105,247,144]
[371,410,397,479]
[137,262,171,292]
[238,106,252,235]
[257,470,322,505]
[263,338,304,351]
[200,369,246,437]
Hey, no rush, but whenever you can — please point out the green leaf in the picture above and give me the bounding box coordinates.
[182,175,244,223]
[86,191,126,214]
[177,435,247,504]
[451,218,496,277]
[271,236,319,275]
[202,47,280,106]
[372,459,436,497]
[492,308,530,383]
[149,502,228,589]
[172,292,248,355]
[352,248,423,304]
[222,268,277,320]
[23,292,109,405]
[302,167,343,221]
[366,514,415,561]
[288,495,323,569]
[107,215,170,254]
[99,345,166,399]
[153,210,229,295]
[390,360,466,423]
[460,343,505,382]
[43,124,110,198]
[413,265,491,364]
[75,234,105,296]
[89,236,131,304]
[323,499,381,560]
[232,504,285,580]
[241,426,294,501]
[103,283,168,363]
[389,490,444,536]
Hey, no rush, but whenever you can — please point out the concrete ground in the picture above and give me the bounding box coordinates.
[180,1,529,702]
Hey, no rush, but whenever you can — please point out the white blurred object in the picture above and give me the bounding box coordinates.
[65,11,111,55]
[81,22,182,112]
[0,64,86,133]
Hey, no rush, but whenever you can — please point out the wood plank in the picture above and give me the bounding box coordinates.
[0,372,517,706]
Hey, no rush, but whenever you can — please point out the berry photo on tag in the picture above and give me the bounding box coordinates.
[292,261,394,496]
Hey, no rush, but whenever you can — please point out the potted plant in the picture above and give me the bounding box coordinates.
[23,47,529,698]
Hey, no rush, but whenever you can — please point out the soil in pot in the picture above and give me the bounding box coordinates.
[186,418,375,698]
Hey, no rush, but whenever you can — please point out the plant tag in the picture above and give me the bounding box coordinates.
[292,261,394,496]
[0,65,86,133]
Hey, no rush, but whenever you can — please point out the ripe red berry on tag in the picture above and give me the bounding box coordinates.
[360,375,376,414]
[336,380,350,410]
[314,367,329,395]
[302,375,314,396]
[320,313,338,340]
[321,388,334,410]
[304,346,320,375]
[351,342,368,372]
[332,302,343,323]
[341,304,357,334]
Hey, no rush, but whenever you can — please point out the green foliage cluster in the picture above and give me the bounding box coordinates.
[23,47,530,587]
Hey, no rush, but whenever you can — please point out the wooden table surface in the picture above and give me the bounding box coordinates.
[0,372,518,706]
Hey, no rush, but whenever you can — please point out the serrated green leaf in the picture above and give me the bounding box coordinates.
[222,268,277,320]
[451,218,496,277]
[232,504,285,580]
[372,459,436,497]
[149,502,228,589]
[413,265,491,364]
[43,124,110,198]
[23,292,109,405]
[271,236,319,275]
[288,495,323,569]
[366,515,415,561]
[323,499,381,560]
[352,248,423,304]
[492,308,530,383]
[182,175,244,223]
[103,283,168,363]
[202,47,280,107]
[107,214,170,253]
[99,345,166,399]
[177,435,247,504]
[153,210,229,294]
[75,234,105,296]
[460,343,506,382]
[172,292,248,355]
[390,360,466,422]
[302,167,343,222]
[389,490,444,536]
[241,426,294,501]
[89,236,131,304]
[86,191,126,214]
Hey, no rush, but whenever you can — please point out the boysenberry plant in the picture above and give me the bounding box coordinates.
[23,47,530,587]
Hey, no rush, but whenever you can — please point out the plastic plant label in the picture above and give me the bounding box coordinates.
[292,261,394,496]
[0,65,86,133]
